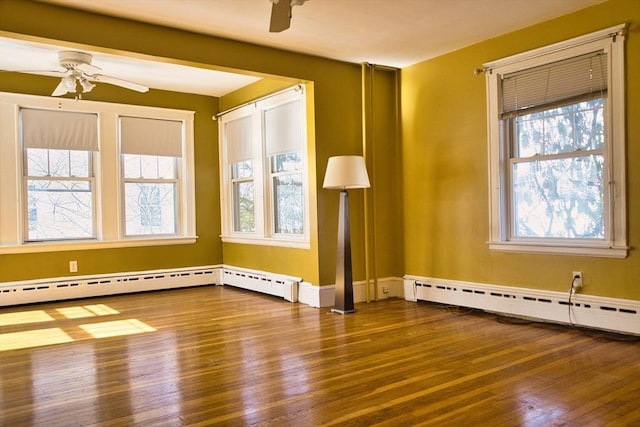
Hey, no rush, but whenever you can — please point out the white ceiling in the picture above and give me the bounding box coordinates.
[1,0,606,97]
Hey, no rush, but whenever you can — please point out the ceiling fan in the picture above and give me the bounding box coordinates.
[20,50,149,98]
[268,0,310,32]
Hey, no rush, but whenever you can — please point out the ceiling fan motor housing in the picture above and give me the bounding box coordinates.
[58,51,93,70]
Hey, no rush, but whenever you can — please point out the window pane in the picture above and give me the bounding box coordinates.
[123,154,141,178]
[47,149,70,177]
[515,99,604,157]
[26,148,49,176]
[233,181,254,232]
[232,160,253,179]
[512,154,604,239]
[124,183,176,235]
[157,156,176,179]
[69,150,90,177]
[273,173,303,234]
[141,155,158,179]
[26,180,93,240]
[271,152,302,173]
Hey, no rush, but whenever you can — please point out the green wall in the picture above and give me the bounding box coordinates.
[0,0,365,287]
[401,0,639,300]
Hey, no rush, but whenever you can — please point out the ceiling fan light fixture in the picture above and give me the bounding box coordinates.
[80,78,95,93]
[62,75,77,92]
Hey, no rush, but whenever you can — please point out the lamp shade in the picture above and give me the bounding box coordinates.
[323,155,371,189]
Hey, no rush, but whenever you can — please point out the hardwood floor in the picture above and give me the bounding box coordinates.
[1,285,638,426]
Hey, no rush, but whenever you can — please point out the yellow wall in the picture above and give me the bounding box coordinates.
[0,0,364,287]
[401,0,639,300]
[2,0,636,301]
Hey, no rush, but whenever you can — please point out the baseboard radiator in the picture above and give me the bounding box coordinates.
[1,266,220,307]
[221,266,300,302]
[404,276,639,336]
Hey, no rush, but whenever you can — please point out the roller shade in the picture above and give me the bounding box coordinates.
[225,116,253,164]
[22,109,98,151]
[120,116,183,157]
[501,51,607,116]
[264,99,302,156]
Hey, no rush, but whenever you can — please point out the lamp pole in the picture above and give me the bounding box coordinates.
[332,189,355,314]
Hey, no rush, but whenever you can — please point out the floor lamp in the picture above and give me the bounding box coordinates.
[323,156,371,314]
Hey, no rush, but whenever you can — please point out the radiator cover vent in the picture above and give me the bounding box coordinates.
[404,276,639,336]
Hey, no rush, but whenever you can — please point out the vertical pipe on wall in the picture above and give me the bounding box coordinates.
[361,62,372,303]
[369,65,379,302]
[362,63,401,302]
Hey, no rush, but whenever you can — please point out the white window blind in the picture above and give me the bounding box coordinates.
[225,115,253,164]
[501,51,607,116]
[21,108,99,151]
[120,116,183,157]
[264,100,302,156]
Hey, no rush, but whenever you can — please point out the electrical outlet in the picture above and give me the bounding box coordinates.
[572,271,582,288]
[69,260,78,273]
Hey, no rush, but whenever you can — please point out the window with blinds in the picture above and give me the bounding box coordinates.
[0,91,195,252]
[225,114,255,233]
[218,86,308,246]
[484,24,627,258]
[120,116,183,236]
[21,109,98,241]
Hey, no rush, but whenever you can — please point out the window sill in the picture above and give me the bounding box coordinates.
[221,235,310,249]
[488,241,628,258]
[0,236,198,254]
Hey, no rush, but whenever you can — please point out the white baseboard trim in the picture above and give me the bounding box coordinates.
[1,265,221,307]
[298,277,405,308]
[404,275,640,336]
[220,265,301,302]
[298,282,334,308]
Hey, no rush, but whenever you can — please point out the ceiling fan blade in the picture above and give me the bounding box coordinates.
[1,69,68,78]
[76,62,101,74]
[270,0,291,32]
[90,74,149,93]
[51,78,70,97]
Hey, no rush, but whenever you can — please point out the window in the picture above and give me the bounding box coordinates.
[120,117,183,236]
[485,25,627,258]
[219,86,309,247]
[21,109,98,241]
[0,92,196,254]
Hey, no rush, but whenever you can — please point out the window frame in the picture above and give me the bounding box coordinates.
[218,86,310,248]
[0,92,196,254]
[484,24,627,258]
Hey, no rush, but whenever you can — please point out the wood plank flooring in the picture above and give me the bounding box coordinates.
[1,285,639,426]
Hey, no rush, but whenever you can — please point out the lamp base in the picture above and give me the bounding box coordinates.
[331,308,356,315]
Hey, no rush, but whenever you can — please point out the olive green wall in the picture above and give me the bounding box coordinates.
[0,72,221,281]
[0,0,365,287]
[218,79,321,283]
[401,0,639,300]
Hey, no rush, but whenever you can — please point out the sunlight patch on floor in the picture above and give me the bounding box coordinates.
[79,319,156,338]
[0,328,74,351]
[57,304,120,319]
[0,310,54,327]
[1,305,153,351]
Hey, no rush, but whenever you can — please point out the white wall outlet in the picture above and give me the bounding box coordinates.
[572,271,582,288]
[69,260,78,273]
